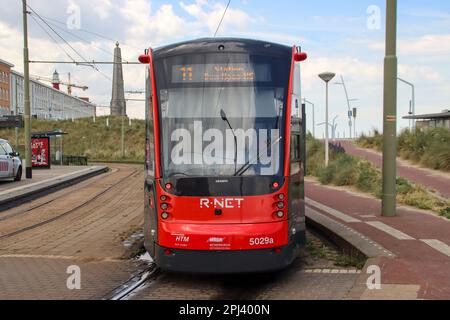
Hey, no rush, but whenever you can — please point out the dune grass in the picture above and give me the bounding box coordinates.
[306,134,450,217]
[0,116,146,163]
[357,128,450,172]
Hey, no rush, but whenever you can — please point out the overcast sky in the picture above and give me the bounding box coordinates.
[1,0,449,137]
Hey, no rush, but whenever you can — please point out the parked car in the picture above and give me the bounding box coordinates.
[0,139,22,181]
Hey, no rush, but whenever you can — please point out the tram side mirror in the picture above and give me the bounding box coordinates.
[220,109,228,121]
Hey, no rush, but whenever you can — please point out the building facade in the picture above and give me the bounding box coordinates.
[404,110,450,130]
[0,59,13,116]
[1,59,95,120]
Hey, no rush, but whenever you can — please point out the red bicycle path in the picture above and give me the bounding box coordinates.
[305,179,450,300]
[337,140,450,198]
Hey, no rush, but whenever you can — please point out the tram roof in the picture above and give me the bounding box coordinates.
[153,38,293,58]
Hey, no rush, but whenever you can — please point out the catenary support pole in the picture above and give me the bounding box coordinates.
[382,0,398,217]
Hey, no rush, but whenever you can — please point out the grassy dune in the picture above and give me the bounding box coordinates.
[358,128,450,172]
[307,134,450,218]
[0,116,146,163]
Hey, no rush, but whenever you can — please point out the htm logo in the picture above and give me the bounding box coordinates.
[175,235,190,242]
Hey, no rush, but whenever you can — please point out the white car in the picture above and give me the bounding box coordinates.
[0,139,22,181]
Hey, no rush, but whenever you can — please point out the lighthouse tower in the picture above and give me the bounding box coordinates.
[110,42,126,116]
[52,70,60,90]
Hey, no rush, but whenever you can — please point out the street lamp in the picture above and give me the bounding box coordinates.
[303,98,315,138]
[318,72,336,166]
[331,115,339,140]
[318,116,338,140]
[397,77,415,131]
[335,75,357,139]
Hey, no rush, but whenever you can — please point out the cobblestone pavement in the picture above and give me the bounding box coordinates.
[0,163,362,300]
[0,164,146,300]
[131,231,361,300]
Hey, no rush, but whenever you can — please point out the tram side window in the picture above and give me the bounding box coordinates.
[290,133,301,175]
[290,134,301,161]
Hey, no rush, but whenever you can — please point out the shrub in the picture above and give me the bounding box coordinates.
[356,161,380,194]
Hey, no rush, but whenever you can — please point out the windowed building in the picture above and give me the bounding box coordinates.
[0,58,95,120]
[0,59,13,116]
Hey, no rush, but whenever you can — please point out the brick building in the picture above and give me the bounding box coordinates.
[0,59,14,116]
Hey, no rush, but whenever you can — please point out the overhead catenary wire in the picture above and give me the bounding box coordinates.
[29,14,78,64]
[214,0,231,37]
[27,6,93,66]
[26,4,113,82]
[38,14,143,52]
[38,18,130,63]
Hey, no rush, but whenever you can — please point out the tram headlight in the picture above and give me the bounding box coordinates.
[277,202,285,209]
[278,194,285,200]
[161,212,169,220]
[161,203,169,210]
[160,195,168,201]
[276,211,284,218]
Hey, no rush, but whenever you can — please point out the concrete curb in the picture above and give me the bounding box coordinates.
[305,205,394,259]
[0,166,109,212]
[305,202,395,300]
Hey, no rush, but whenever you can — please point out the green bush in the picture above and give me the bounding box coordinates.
[306,133,325,176]
[356,161,380,194]
[440,207,450,219]
[357,129,383,151]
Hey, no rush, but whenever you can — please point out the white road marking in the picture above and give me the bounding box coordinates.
[306,198,361,223]
[0,166,103,196]
[366,221,415,240]
[421,239,450,257]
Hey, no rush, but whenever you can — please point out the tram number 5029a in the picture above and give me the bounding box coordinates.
[249,237,274,246]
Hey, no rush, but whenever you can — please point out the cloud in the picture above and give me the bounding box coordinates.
[368,34,450,56]
[180,0,254,36]
[92,0,113,20]
[301,56,382,90]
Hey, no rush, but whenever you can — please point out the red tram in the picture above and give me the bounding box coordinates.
[139,38,307,273]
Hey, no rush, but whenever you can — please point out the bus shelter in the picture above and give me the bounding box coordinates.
[31,130,68,169]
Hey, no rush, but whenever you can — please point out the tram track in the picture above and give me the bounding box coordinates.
[108,226,360,300]
[0,167,140,241]
[0,168,120,222]
[106,262,161,300]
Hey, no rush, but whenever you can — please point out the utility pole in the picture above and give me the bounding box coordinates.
[382,0,398,217]
[22,0,32,179]
[353,107,357,139]
[121,108,125,158]
[15,79,19,150]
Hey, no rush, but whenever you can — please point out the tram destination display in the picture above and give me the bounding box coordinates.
[172,63,271,83]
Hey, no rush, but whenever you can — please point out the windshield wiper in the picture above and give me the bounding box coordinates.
[220,109,238,175]
[234,135,283,177]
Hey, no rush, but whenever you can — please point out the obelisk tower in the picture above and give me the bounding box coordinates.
[110,42,126,116]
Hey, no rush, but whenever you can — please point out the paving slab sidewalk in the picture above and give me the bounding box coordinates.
[305,178,450,300]
[0,165,108,210]
[337,140,450,198]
